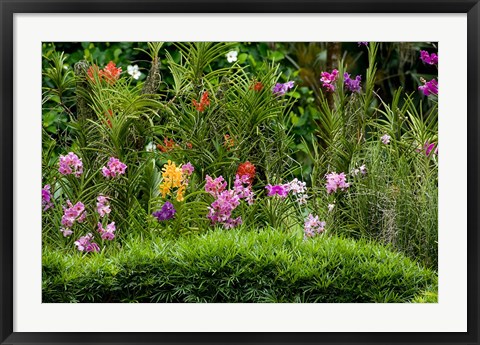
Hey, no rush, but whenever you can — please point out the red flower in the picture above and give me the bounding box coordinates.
[87,61,122,85]
[193,91,210,112]
[251,81,264,92]
[185,142,193,149]
[237,161,256,184]
[102,61,122,84]
[157,137,177,152]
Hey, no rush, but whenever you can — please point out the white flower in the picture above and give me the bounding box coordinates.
[328,204,335,212]
[145,142,156,152]
[288,178,307,195]
[226,51,238,63]
[297,194,308,205]
[352,164,367,177]
[127,65,142,80]
[381,134,391,145]
[359,164,367,176]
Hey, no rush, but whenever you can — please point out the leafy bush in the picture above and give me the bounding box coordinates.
[43,229,437,303]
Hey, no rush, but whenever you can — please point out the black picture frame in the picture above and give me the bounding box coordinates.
[1,0,479,344]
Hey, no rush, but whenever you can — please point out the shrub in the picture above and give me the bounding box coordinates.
[42,228,437,303]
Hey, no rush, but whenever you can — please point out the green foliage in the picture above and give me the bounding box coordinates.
[42,228,437,303]
[334,139,438,268]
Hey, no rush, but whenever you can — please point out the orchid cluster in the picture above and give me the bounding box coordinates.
[87,61,122,85]
[58,152,83,177]
[159,160,194,202]
[63,194,118,252]
[193,91,210,112]
[236,161,256,184]
[325,172,350,194]
[96,195,111,218]
[418,50,438,96]
[207,188,242,229]
[264,177,321,238]
[42,184,53,211]
[344,73,362,93]
[152,201,177,222]
[205,175,227,196]
[60,201,87,237]
[418,78,438,96]
[420,50,438,65]
[102,157,127,178]
[272,81,294,96]
[96,195,116,241]
[157,137,178,153]
[265,183,289,198]
[181,162,195,178]
[205,173,254,229]
[320,69,339,92]
[265,178,308,205]
[288,178,308,205]
[234,174,255,205]
[74,233,100,253]
[97,222,116,240]
[320,69,362,93]
[303,214,326,239]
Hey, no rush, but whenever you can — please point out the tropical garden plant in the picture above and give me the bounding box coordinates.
[42,41,438,302]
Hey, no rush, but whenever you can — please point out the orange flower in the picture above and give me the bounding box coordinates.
[193,91,210,112]
[157,137,177,153]
[251,81,264,92]
[87,61,122,85]
[102,61,122,84]
[159,160,190,201]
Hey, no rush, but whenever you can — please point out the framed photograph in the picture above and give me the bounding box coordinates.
[1,1,479,344]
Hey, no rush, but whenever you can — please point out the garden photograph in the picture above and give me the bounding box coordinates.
[41,41,439,303]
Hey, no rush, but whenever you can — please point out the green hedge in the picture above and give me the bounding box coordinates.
[42,229,437,303]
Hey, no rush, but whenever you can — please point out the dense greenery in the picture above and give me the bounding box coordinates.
[43,228,437,303]
[42,41,438,302]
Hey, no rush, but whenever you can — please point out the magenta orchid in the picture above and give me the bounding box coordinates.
[325,172,350,194]
[101,157,127,178]
[58,152,83,177]
[42,184,53,211]
[320,69,339,92]
[74,233,100,252]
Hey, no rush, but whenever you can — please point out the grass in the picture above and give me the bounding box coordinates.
[43,227,437,303]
